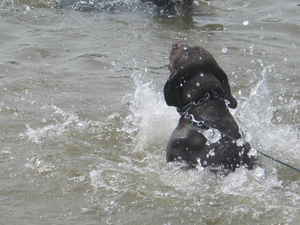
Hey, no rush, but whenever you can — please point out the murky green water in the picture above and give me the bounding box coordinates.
[0,0,300,224]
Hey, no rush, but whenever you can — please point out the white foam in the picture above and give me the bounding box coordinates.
[21,104,100,144]
[236,65,300,167]
[121,71,178,151]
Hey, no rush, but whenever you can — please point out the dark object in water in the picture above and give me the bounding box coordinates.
[141,0,193,13]
[56,0,193,14]
[164,41,256,173]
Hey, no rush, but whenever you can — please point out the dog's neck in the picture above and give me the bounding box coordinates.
[177,91,222,115]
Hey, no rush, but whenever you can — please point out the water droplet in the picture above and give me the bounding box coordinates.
[243,20,249,25]
[222,47,228,53]
[208,149,215,156]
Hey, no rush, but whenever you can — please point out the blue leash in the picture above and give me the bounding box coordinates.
[256,150,300,173]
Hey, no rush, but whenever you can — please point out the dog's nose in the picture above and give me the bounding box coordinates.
[172,41,189,50]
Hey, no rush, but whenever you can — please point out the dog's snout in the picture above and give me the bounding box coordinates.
[172,41,189,50]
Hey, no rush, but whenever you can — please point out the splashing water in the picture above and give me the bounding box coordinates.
[21,104,97,144]
[120,69,300,174]
[20,103,104,148]
[19,69,300,224]
[121,71,178,152]
[236,65,300,169]
[202,128,222,145]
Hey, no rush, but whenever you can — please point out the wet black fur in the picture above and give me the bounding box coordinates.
[164,41,256,172]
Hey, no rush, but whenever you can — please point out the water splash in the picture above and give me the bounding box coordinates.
[236,64,300,170]
[202,128,222,145]
[21,104,101,144]
[87,69,300,225]
[121,71,177,152]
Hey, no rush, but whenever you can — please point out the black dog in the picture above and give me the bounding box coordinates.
[57,0,193,14]
[164,41,256,172]
[141,0,193,10]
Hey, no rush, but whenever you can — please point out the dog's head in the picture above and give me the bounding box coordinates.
[168,41,237,109]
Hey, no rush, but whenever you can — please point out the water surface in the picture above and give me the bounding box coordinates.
[0,0,300,224]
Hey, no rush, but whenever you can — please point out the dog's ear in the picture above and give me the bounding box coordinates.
[163,71,182,107]
[226,96,237,109]
[193,46,237,109]
[211,64,237,109]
